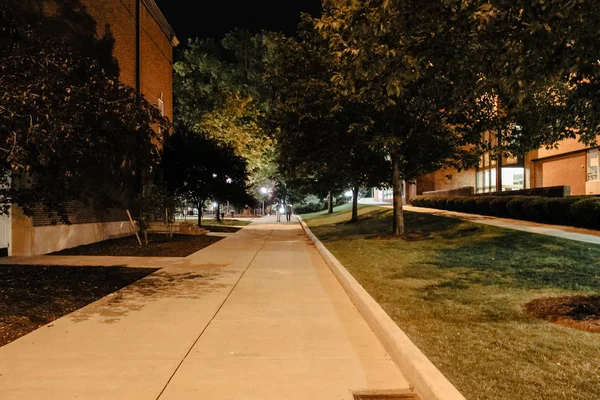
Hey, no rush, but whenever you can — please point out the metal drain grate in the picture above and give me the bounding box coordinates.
[352,389,420,400]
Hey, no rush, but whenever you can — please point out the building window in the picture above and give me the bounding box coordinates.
[588,148,599,181]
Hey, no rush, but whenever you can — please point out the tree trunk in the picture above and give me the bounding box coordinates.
[350,186,359,222]
[392,157,405,236]
[496,129,503,193]
[197,210,202,227]
[328,190,334,213]
[216,201,221,222]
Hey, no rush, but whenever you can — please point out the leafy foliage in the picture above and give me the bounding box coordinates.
[267,26,390,221]
[0,1,167,221]
[163,130,251,225]
[173,33,277,195]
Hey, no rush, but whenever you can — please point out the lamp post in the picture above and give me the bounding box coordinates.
[260,187,269,215]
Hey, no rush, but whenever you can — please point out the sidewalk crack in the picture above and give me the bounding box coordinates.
[155,229,273,399]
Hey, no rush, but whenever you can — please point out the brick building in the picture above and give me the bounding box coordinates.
[1,0,178,257]
[373,137,599,204]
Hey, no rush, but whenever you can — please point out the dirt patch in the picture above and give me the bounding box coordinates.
[524,295,600,333]
[50,233,223,257]
[0,265,157,347]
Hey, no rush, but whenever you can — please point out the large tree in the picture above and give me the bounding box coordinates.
[268,29,390,222]
[466,0,600,155]
[163,130,250,226]
[0,0,167,221]
[315,0,481,235]
[173,32,277,197]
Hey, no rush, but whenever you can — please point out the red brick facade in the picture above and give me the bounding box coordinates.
[80,0,176,121]
[7,0,178,255]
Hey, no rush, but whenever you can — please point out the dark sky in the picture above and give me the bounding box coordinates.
[153,0,323,43]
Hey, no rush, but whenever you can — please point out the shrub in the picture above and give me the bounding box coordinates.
[409,196,426,207]
[521,198,547,221]
[462,197,478,213]
[475,196,497,216]
[506,197,532,220]
[490,197,514,217]
[571,198,600,228]
[543,197,581,225]
[445,197,459,211]
[294,202,325,214]
[431,197,449,209]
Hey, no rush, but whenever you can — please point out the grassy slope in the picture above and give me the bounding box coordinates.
[304,206,600,400]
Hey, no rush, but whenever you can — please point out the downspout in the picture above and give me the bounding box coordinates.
[135,0,141,100]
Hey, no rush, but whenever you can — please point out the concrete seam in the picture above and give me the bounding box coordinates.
[155,228,274,400]
[297,216,465,400]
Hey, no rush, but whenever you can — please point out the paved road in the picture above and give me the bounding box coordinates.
[0,217,409,399]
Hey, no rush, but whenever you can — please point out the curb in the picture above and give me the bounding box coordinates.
[297,216,466,400]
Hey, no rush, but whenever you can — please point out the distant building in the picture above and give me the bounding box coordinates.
[1,0,178,257]
[373,136,599,204]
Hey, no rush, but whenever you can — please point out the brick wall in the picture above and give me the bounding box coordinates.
[417,168,476,195]
[30,202,128,227]
[80,0,174,121]
[140,3,174,121]
[12,0,175,228]
[536,152,587,196]
[80,0,138,89]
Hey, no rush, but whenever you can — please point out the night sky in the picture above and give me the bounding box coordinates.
[154,0,323,43]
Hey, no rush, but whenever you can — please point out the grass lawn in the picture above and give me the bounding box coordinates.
[303,205,600,400]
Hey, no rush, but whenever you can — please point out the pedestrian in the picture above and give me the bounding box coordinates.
[285,204,292,222]
[276,204,282,222]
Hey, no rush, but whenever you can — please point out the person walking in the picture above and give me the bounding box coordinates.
[285,204,292,222]
[276,204,282,222]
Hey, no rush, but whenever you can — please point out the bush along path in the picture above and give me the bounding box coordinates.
[410,195,600,229]
[303,206,600,400]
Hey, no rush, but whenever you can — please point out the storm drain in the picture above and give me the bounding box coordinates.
[352,389,420,400]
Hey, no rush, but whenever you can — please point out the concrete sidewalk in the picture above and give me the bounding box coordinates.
[0,217,410,399]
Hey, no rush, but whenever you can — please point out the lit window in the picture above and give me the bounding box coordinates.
[588,148,599,181]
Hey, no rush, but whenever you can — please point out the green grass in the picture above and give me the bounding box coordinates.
[305,206,600,400]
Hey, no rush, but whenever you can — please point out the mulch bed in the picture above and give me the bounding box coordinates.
[0,265,157,347]
[524,295,600,333]
[201,225,241,233]
[50,233,223,257]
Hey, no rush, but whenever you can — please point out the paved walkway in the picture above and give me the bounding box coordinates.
[0,217,410,399]
[403,205,600,245]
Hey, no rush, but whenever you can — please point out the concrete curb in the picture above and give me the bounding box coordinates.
[297,216,466,400]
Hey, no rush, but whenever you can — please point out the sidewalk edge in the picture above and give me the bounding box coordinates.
[297,216,465,400]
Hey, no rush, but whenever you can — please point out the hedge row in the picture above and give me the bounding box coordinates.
[410,195,600,229]
[294,201,326,214]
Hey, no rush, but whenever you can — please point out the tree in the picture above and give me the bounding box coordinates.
[267,26,391,222]
[174,32,278,198]
[315,0,481,234]
[0,0,167,221]
[163,130,250,226]
[465,0,600,155]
